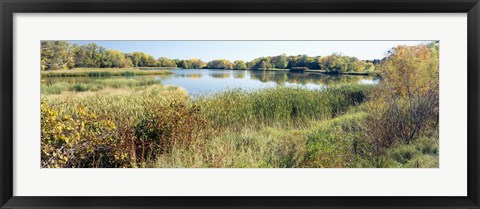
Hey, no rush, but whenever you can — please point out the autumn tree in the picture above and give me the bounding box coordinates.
[41,41,75,70]
[126,52,158,67]
[207,59,234,69]
[287,55,318,69]
[175,59,206,69]
[248,57,273,70]
[365,62,375,71]
[233,60,247,70]
[188,58,206,69]
[317,54,371,73]
[41,42,377,73]
[178,60,192,69]
[158,57,177,67]
[363,42,439,158]
[101,50,132,68]
[74,43,107,68]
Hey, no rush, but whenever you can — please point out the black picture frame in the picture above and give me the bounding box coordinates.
[1,0,479,208]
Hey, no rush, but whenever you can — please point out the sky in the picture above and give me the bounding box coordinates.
[68,40,428,62]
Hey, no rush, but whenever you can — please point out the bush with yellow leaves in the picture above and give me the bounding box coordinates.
[41,100,130,168]
[362,42,439,165]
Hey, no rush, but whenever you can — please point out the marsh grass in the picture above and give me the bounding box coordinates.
[41,83,438,168]
[196,84,371,130]
[41,78,161,94]
[41,68,173,77]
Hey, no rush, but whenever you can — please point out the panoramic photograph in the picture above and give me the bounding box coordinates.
[40,40,439,168]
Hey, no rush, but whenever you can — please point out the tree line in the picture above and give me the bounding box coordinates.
[41,41,377,72]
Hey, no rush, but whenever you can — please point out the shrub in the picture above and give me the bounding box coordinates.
[41,100,130,168]
[133,101,210,166]
[362,43,439,156]
[72,83,90,92]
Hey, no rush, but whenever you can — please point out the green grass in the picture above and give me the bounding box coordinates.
[388,137,439,168]
[41,68,173,77]
[41,78,162,94]
[154,111,438,168]
[196,84,371,129]
[40,83,438,168]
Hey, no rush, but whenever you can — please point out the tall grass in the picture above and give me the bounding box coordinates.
[154,111,438,168]
[41,83,437,168]
[196,84,371,129]
[42,78,161,94]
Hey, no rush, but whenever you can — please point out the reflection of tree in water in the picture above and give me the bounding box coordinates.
[249,71,372,86]
[250,71,289,84]
[209,72,231,79]
[232,71,246,79]
[174,73,202,79]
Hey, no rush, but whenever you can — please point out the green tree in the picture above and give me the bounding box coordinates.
[248,57,272,70]
[287,55,319,69]
[233,60,247,70]
[271,54,288,69]
[74,43,107,68]
[127,52,142,67]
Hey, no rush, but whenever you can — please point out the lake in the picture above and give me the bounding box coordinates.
[44,69,377,95]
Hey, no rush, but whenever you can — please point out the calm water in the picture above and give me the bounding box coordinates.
[45,69,377,95]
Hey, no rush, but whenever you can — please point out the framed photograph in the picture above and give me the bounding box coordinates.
[1,0,479,208]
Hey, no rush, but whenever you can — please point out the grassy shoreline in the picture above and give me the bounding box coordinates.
[41,68,173,77]
[41,77,164,95]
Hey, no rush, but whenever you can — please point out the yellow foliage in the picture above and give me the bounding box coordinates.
[364,42,439,151]
[41,100,129,168]
[380,43,439,97]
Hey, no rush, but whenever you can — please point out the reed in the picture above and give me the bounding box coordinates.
[41,84,437,168]
[41,68,173,77]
